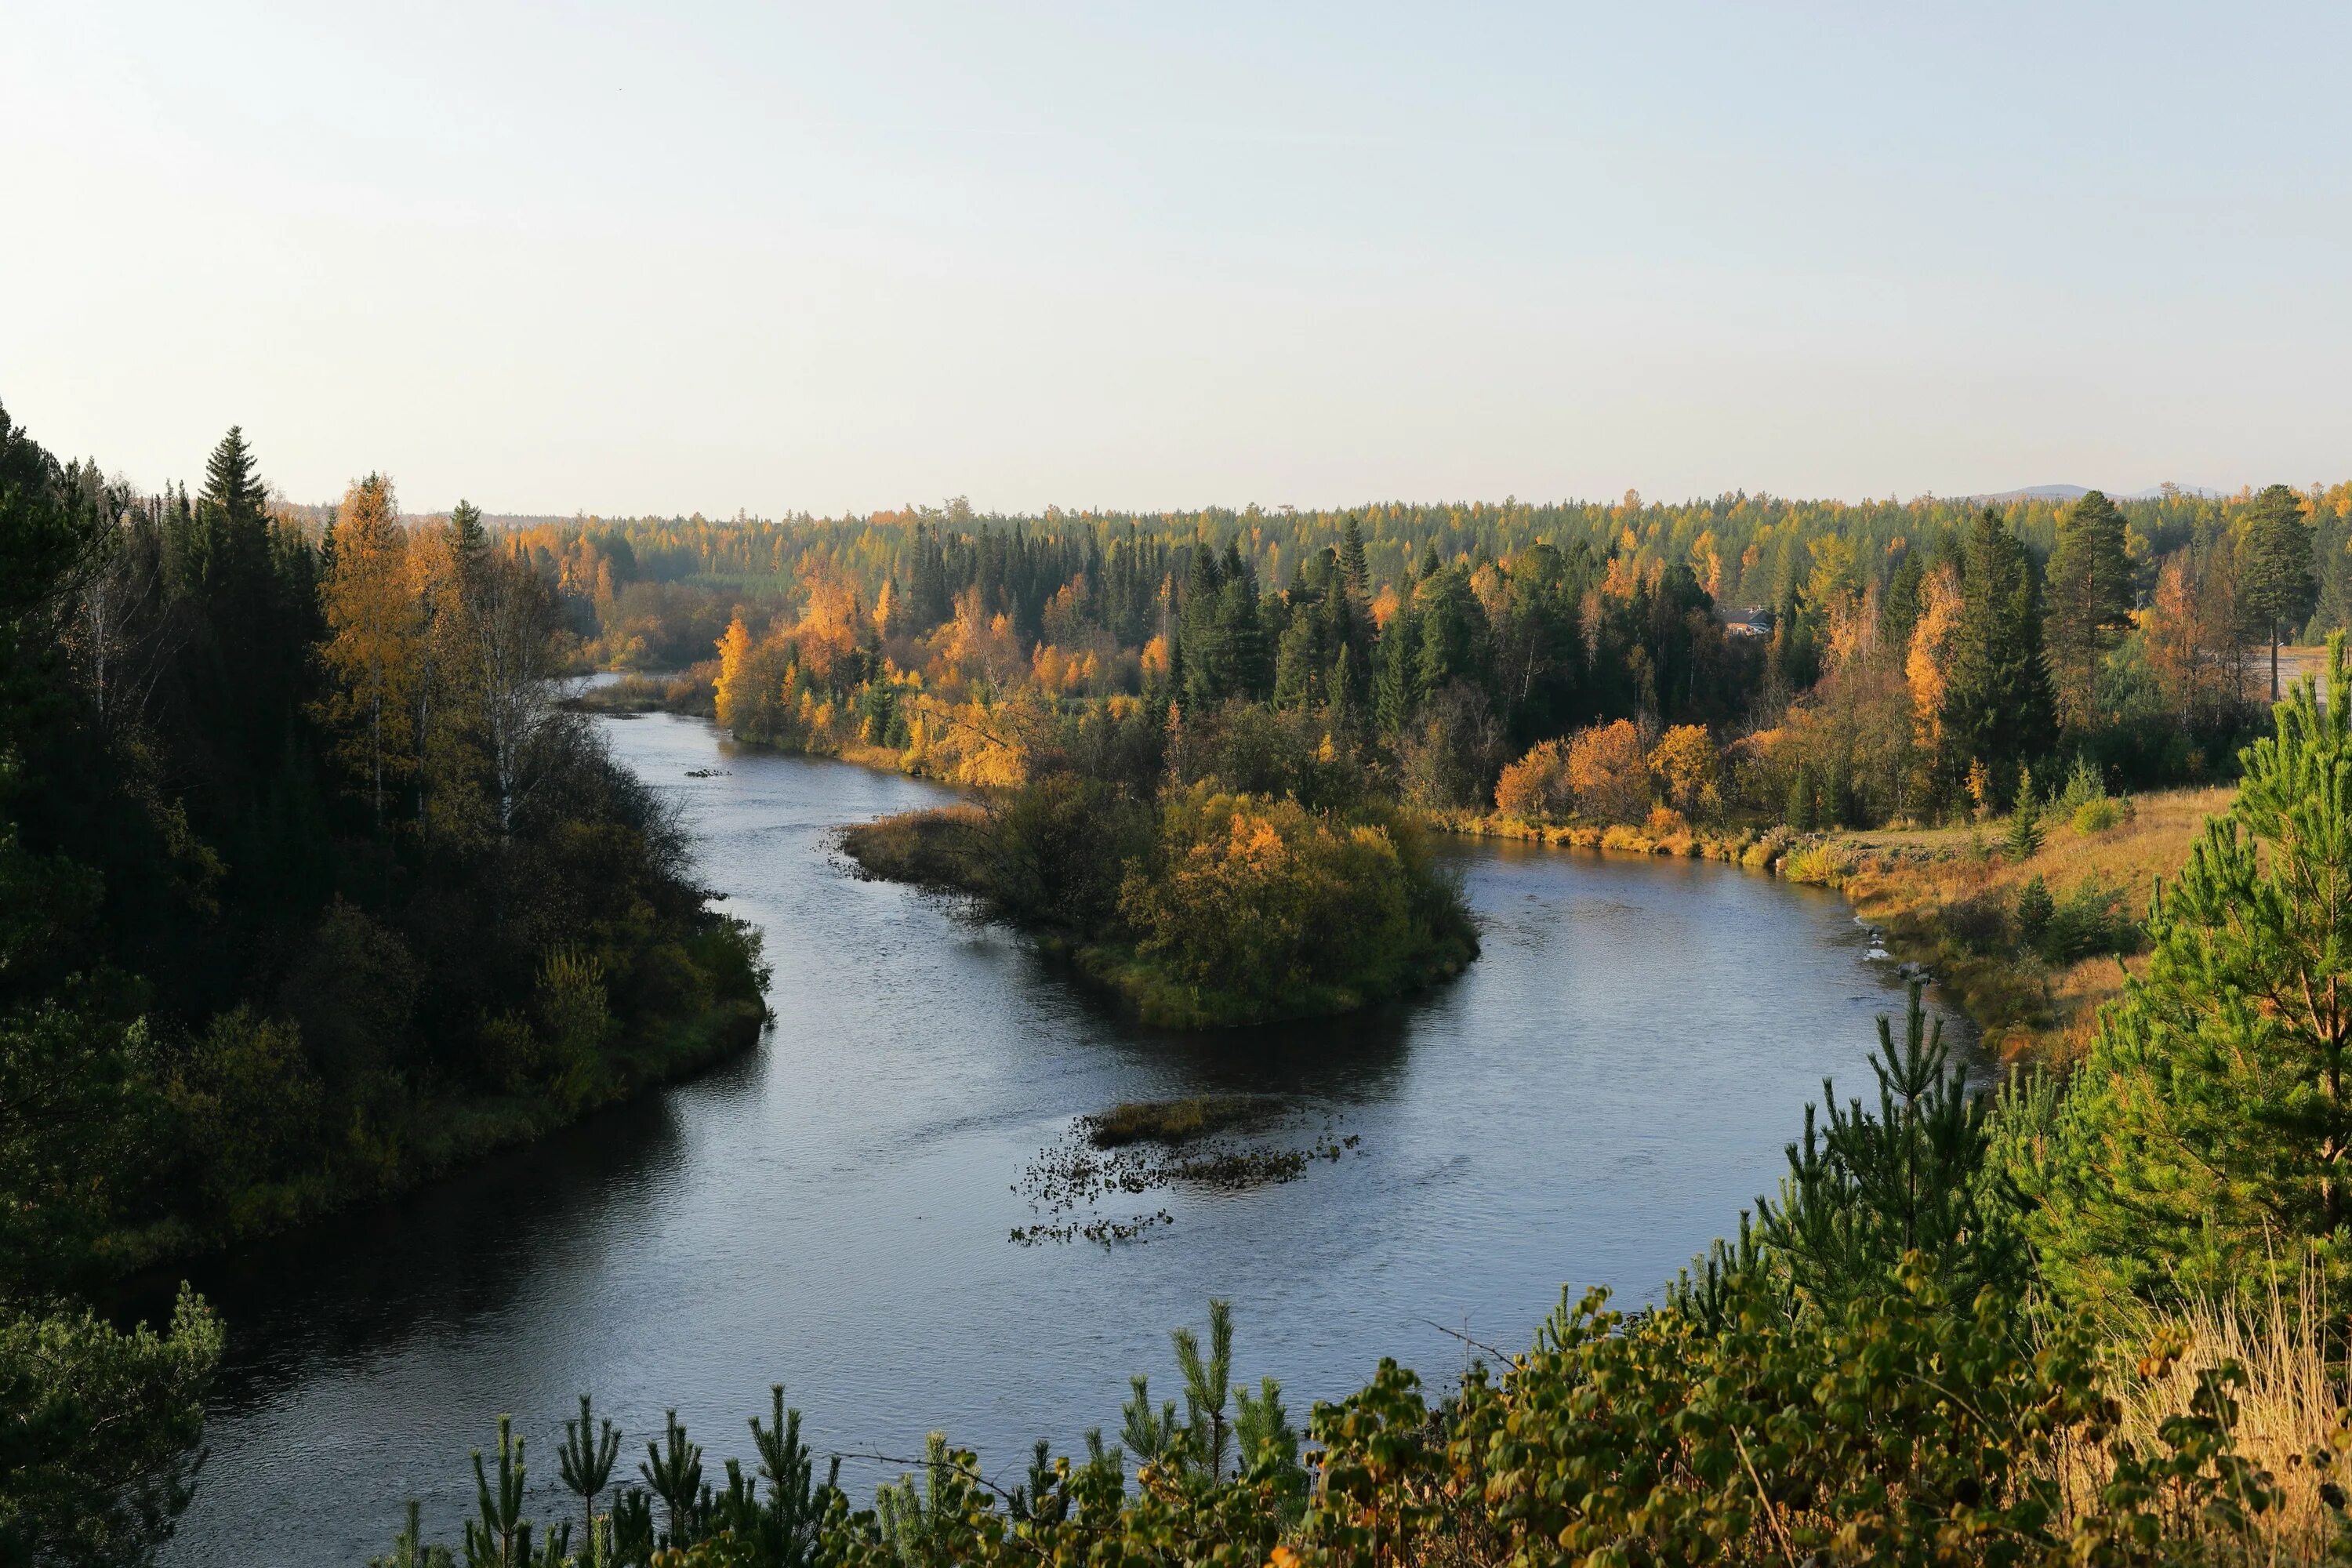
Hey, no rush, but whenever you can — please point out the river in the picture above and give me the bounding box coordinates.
[159,710,1965,1565]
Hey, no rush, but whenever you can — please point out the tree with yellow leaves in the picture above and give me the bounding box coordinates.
[318,474,419,830]
[1646,724,1722,818]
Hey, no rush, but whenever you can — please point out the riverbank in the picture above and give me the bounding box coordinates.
[626,681,2200,1064]
[1433,789,2228,1065]
[1818,788,2226,1063]
[105,992,767,1279]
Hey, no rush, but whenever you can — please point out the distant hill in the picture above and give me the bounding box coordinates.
[1973,483,2223,503]
[1979,484,2092,502]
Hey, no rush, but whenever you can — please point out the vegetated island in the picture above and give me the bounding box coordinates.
[840,768,1477,1029]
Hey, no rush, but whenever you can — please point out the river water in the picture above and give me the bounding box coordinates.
[159,711,1963,1566]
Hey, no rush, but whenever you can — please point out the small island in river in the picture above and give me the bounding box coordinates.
[840,769,1479,1028]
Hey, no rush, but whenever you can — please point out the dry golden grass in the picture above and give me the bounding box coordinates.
[2075,1269,2351,1563]
[1832,786,2233,1063]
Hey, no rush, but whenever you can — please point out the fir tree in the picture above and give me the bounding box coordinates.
[1936,506,2055,808]
[2236,482,2318,701]
[2037,636,2352,1301]
[2043,488,2133,731]
[1338,515,1368,597]
[199,424,266,523]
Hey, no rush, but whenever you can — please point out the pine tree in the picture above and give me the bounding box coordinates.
[640,1410,705,1550]
[1171,1298,1234,1480]
[1937,507,2055,808]
[2237,482,2318,701]
[2043,488,2133,731]
[557,1393,619,1557]
[1757,982,2024,1312]
[2036,636,2352,1302]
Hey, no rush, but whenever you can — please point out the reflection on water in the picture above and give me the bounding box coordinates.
[160,713,1966,1566]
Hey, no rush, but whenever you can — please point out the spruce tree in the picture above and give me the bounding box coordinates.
[1338,515,1368,597]
[2043,488,2133,731]
[2036,636,2352,1302]
[2236,482,2318,701]
[451,499,487,564]
[1937,507,2056,808]
[199,424,265,523]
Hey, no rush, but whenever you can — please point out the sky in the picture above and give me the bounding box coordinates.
[4,2,2348,517]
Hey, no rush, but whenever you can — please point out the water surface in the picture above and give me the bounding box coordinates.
[162,712,1962,1564]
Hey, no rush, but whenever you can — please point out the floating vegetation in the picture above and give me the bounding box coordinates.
[1012,1098,1362,1247]
[1083,1094,1259,1147]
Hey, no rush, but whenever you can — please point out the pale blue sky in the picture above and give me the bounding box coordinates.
[5,2,2347,514]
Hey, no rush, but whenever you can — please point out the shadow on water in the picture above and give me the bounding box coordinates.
[126,1032,773,1417]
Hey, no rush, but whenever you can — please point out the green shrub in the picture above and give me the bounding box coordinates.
[2015,873,2055,951]
[2072,795,2125,834]
[2053,751,2107,816]
[2041,877,2138,965]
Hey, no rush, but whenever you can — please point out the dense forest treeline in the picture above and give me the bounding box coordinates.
[374,644,2352,1566]
[526,481,2341,837]
[0,405,763,1563]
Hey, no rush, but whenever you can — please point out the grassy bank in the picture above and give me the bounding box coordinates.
[1818,787,2226,1062]
[1432,789,2227,1065]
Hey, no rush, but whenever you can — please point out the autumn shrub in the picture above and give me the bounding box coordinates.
[2073,795,2127,834]
[1493,739,1570,821]
[1120,787,1412,1005]
[1566,718,1650,823]
[1104,785,1475,1022]
[1647,723,1722,818]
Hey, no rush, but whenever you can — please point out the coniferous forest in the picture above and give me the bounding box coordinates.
[15,394,2352,1563]
[0,405,764,1565]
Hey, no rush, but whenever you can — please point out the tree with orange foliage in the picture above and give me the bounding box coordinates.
[318,474,419,829]
[2143,545,2251,731]
[1494,739,1571,821]
[1566,720,1650,823]
[1904,561,1963,752]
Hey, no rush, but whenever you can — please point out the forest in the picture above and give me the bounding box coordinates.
[0,405,764,1565]
[13,405,2352,1563]
[544,480,2342,829]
